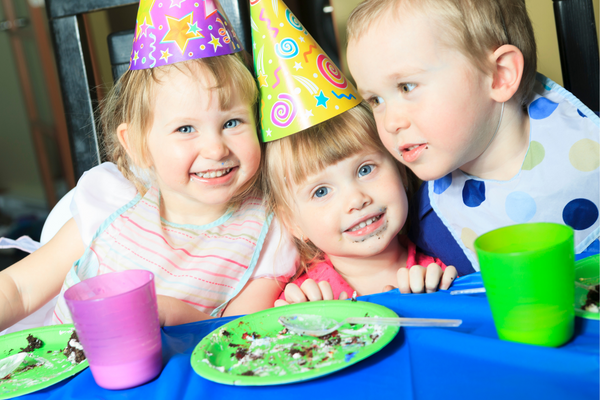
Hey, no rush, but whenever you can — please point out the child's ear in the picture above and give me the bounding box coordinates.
[117,123,150,168]
[489,44,524,103]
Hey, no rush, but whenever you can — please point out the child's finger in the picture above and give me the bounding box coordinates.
[439,265,458,290]
[409,265,426,293]
[425,263,443,293]
[274,299,289,307]
[318,281,334,300]
[382,285,396,292]
[300,279,323,301]
[338,291,349,300]
[284,283,308,303]
[397,267,411,293]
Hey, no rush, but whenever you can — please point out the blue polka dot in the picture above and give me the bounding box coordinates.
[462,179,486,208]
[529,98,559,120]
[577,109,588,118]
[563,198,599,230]
[505,191,537,223]
[433,173,452,194]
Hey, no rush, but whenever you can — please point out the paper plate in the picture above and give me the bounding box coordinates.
[191,300,400,386]
[0,325,89,399]
[575,254,599,320]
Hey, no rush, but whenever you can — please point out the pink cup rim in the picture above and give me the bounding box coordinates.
[64,269,155,303]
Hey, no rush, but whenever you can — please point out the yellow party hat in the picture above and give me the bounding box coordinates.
[250,0,362,142]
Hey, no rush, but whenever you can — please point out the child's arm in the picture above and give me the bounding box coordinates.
[222,278,286,317]
[156,295,213,326]
[0,218,85,331]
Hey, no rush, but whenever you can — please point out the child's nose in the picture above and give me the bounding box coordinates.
[346,186,372,212]
[383,105,409,134]
[200,134,230,160]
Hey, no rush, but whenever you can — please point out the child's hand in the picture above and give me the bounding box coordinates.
[384,264,457,294]
[274,279,348,307]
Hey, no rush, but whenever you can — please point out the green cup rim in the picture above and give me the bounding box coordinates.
[474,222,574,255]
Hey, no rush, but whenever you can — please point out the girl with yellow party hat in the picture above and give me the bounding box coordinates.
[0,0,299,333]
[251,0,458,302]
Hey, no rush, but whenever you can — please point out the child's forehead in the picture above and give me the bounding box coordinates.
[291,148,389,186]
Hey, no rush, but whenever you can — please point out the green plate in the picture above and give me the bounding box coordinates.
[191,300,400,386]
[575,254,599,320]
[0,325,89,399]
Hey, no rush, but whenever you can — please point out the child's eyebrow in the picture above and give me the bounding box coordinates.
[386,67,426,81]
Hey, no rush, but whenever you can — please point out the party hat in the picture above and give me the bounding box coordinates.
[250,0,361,142]
[130,0,243,70]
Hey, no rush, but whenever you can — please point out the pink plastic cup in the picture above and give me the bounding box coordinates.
[64,270,162,390]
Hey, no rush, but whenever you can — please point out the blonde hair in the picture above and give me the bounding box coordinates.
[264,102,412,273]
[100,53,261,206]
[347,0,537,108]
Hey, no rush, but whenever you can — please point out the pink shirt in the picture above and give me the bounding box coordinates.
[280,235,447,301]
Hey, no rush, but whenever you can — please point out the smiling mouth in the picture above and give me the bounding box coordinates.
[346,214,383,232]
[194,167,234,179]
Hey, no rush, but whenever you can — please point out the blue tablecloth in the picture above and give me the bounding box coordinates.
[24,273,599,400]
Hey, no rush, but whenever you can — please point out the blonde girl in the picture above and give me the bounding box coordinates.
[0,2,297,332]
[264,103,457,304]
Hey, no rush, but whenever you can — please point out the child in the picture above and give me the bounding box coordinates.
[0,0,297,332]
[265,102,458,305]
[246,0,455,303]
[345,0,600,275]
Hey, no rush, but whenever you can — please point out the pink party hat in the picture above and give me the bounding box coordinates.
[130,0,243,70]
[250,0,362,142]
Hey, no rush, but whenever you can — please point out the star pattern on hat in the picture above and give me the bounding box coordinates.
[257,73,268,88]
[162,12,203,53]
[170,0,186,8]
[136,0,155,39]
[208,34,222,52]
[187,21,203,36]
[139,18,151,38]
[315,91,329,108]
[160,48,173,63]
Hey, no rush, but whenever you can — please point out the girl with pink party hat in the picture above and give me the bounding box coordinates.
[250,0,457,304]
[0,0,298,332]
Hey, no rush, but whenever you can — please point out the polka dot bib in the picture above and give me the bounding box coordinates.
[429,74,600,271]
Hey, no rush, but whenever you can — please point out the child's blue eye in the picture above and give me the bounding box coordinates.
[313,187,330,198]
[358,164,374,177]
[177,125,196,133]
[400,83,417,93]
[177,125,195,134]
[224,119,240,129]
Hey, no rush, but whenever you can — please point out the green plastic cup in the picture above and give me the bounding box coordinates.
[474,222,575,347]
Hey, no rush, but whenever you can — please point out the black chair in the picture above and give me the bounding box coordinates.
[46,0,251,182]
[552,0,599,112]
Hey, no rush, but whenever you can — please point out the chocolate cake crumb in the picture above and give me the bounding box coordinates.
[20,334,43,353]
[582,284,600,312]
[241,370,255,376]
[233,348,248,360]
[63,331,86,364]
